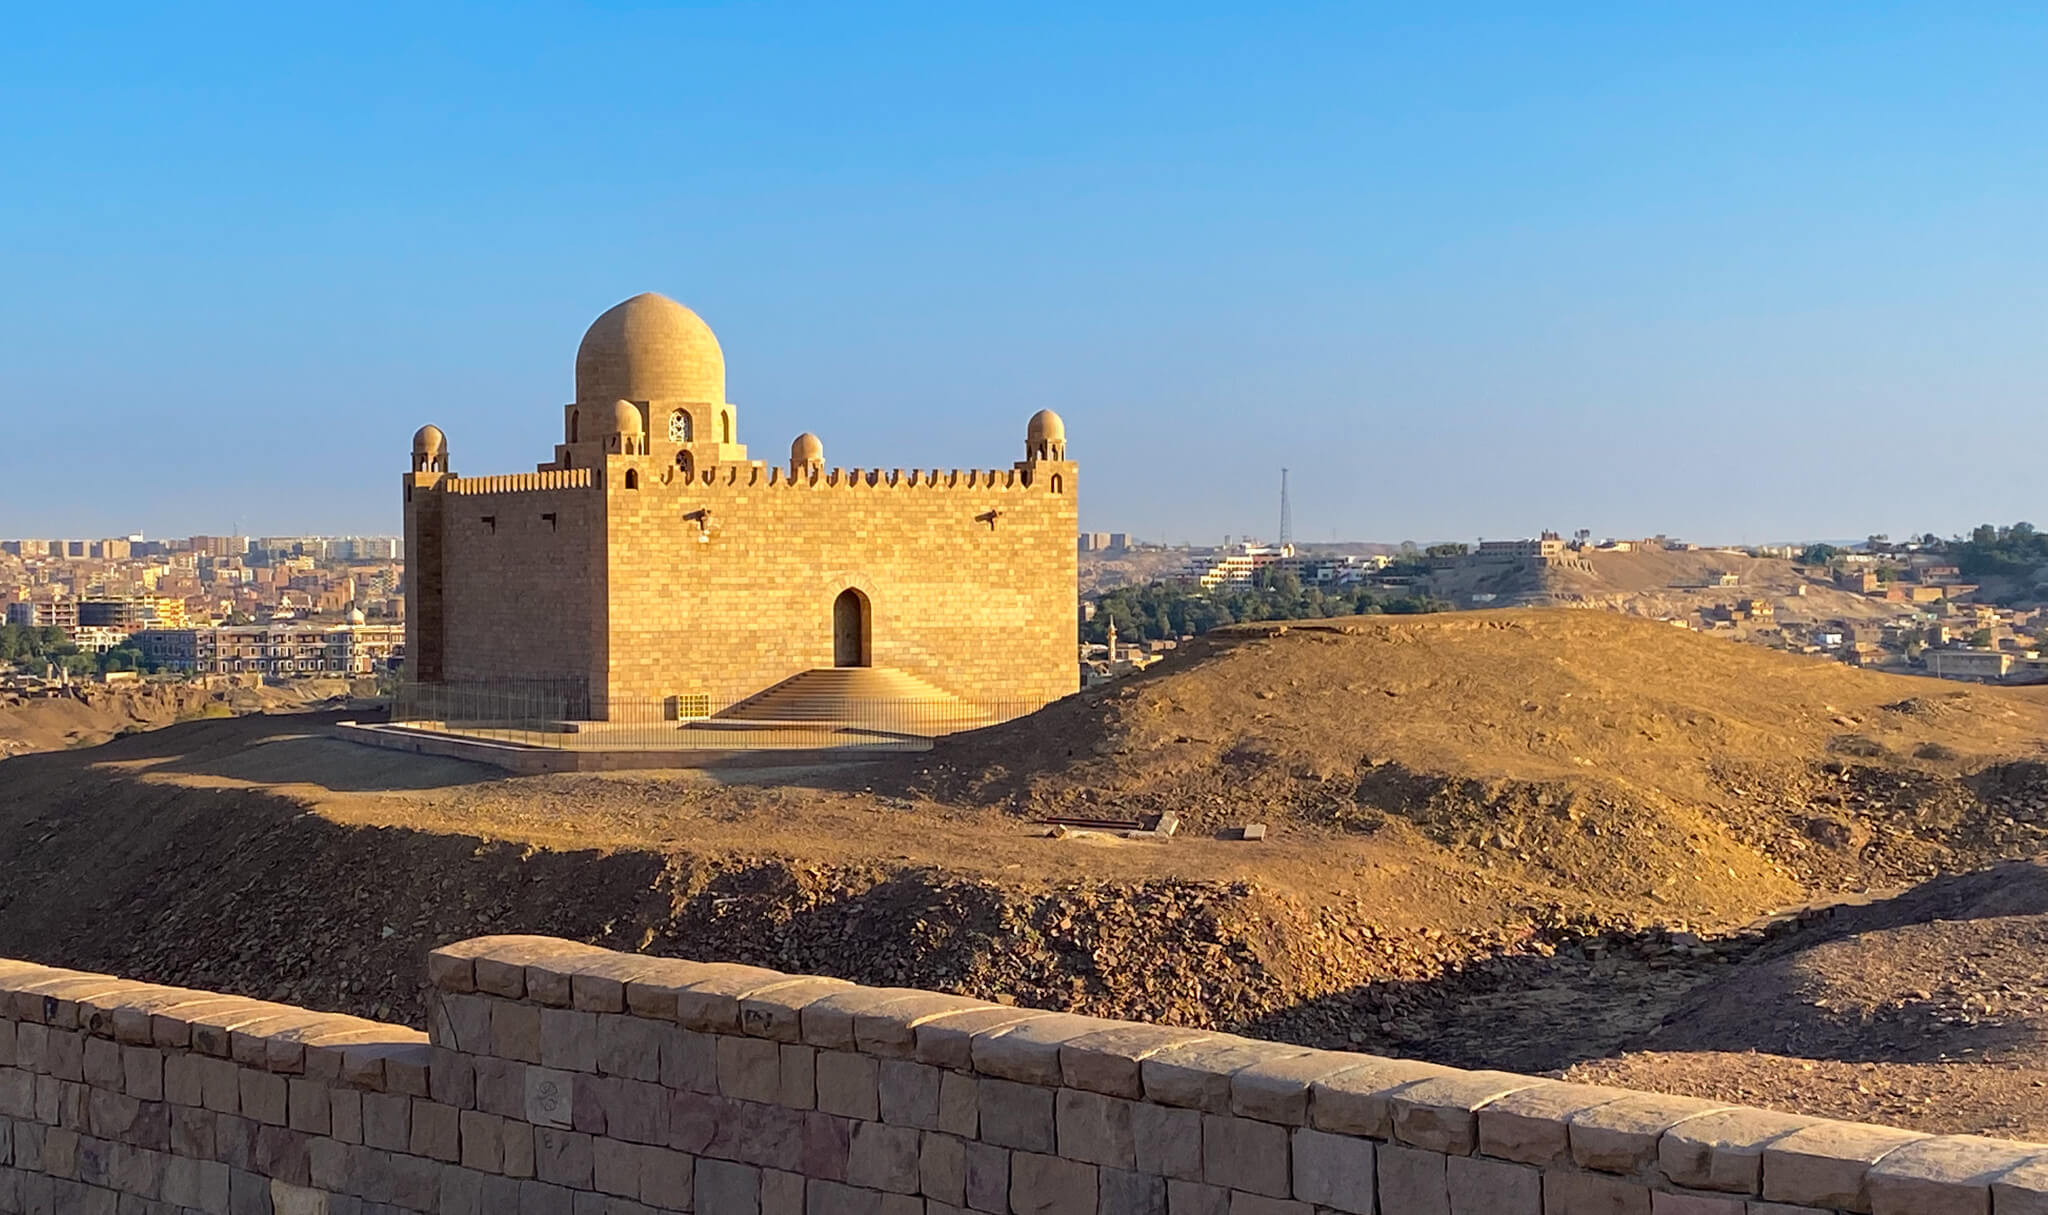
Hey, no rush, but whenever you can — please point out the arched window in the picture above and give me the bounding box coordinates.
[720,411,733,444]
[1050,474,1064,494]
[569,411,579,443]
[624,469,639,489]
[675,451,694,480]
[668,411,692,442]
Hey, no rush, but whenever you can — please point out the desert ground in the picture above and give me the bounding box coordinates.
[4,611,2048,1135]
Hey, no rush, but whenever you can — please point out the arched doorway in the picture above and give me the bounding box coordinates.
[833,589,870,668]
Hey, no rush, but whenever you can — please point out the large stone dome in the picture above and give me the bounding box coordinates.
[575,293,725,406]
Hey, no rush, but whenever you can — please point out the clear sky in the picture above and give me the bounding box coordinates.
[3,4,2043,546]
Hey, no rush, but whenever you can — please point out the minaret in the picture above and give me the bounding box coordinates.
[1106,615,1119,664]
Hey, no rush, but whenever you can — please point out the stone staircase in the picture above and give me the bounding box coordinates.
[697,666,992,736]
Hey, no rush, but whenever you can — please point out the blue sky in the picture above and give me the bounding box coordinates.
[2,4,2043,545]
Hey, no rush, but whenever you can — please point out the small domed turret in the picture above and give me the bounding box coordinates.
[1025,409,1066,460]
[412,424,447,472]
[346,607,367,626]
[791,432,824,476]
[605,399,645,454]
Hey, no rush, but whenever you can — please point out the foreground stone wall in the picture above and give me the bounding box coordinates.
[2,938,2046,1215]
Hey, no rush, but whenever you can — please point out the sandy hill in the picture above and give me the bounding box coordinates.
[1425,548,1903,624]
[4,610,2048,1134]
[910,610,2048,906]
[0,678,369,758]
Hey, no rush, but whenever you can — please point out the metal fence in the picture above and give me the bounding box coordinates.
[387,681,1043,752]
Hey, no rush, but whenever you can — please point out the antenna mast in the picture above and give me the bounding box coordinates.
[1278,468,1293,548]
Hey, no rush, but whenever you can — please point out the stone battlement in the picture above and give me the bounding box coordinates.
[1,938,2043,1214]
[442,470,596,496]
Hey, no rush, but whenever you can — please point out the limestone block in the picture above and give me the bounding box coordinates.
[699,1158,762,1215]
[282,1079,329,1136]
[922,1131,969,1204]
[429,1045,477,1110]
[718,1035,783,1104]
[1201,1114,1289,1199]
[1060,1027,1217,1099]
[1233,1051,1383,1127]
[1011,1150,1099,1215]
[1377,1144,1449,1215]
[1305,1058,1456,1140]
[593,1135,642,1197]
[240,1069,289,1127]
[1166,1180,1229,1215]
[972,1015,1122,1086]
[964,1140,1011,1214]
[1446,1155,1539,1215]
[1567,1094,1729,1175]
[639,1145,694,1208]
[1099,1166,1166,1215]
[799,990,935,1051]
[536,1126,595,1188]
[916,1010,1054,1071]
[460,1110,504,1172]
[1864,1134,2039,1215]
[412,1098,461,1162]
[84,1036,122,1089]
[524,1067,576,1130]
[1291,1127,1374,1214]
[362,1090,409,1151]
[1131,1101,1203,1182]
[493,1003,544,1065]
[1057,1088,1137,1168]
[1759,1119,1928,1211]
[856,994,993,1059]
[329,1089,362,1144]
[569,956,671,1014]
[1389,1071,1543,1154]
[940,1070,979,1138]
[541,1009,600,1074]
[979,1078,1055,1152]
[660,1026,718,1095]
[426,944,482,994]
[738,978,859,1043]
[878,1060,941,1129]
[504,1119,537,1178]
[1541,1170,1651,1214]
[763,1167,807,1215]
[475,1056,527,1119]
[847,1120,920,1193]
[596,1015,664,1082]
[1656,1108,1817,1195]
[270,1178,327,1215]
[1475,1082,1628,1166]
[816,1052,879,1122]
[782,1044,818,1110]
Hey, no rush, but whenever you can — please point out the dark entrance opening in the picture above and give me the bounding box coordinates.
[833,589,870,668]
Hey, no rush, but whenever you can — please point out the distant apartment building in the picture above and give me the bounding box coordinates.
[1077,532,1131,554]
[77,596,189,632]
[1178,543,1295,589]
[1927,648,2013,681]
[185,535,250,557]
[5,600,80,633]
[1475,534,1566,563]
[135,621,404,677]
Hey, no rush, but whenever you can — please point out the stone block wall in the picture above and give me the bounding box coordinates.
[3,937,2046,1215]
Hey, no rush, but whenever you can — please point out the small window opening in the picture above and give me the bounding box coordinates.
[720,411,733,444]
[481,515,496,533]
[542,511,558,530]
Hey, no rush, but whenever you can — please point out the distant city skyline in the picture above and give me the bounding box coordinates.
[4,7,2044,542]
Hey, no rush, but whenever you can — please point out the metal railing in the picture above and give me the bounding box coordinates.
[387,681,1042,752]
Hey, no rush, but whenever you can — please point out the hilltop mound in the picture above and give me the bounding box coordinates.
[0,679,372,757]
[909,610,2048,906]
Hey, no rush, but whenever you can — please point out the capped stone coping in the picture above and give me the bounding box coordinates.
[737,976,859,1042]
[1141,1037,1318,1114]
[1307,1056,1459,1138]
[913,1006,1052,1069]
[1991,1156,2048,1215]
[1863,1134,2046,1215]
[1476,1080,1635,1166]
[852,992,990,1058]
[674,963,806,1031]
[969,1012,1124,1085]
[1656,1106,1819,1194]
[1388,1069,1548,1154]
[1231,1049,1380,1125]
[1060,1024,1219,1098]
[1761,1119,1932,1212]
[1567,1091,1733,1174]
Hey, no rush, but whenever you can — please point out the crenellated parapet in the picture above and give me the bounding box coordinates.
[443,469,597,495]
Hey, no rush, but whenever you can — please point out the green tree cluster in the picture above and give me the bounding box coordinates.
[1953,522,2048,578]
[0,623,158,678]
[1083,577,1444,645]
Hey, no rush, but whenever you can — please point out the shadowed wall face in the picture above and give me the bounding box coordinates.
[0,937,2038,1215]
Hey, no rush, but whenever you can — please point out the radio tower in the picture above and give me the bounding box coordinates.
[1278,468,1293,549]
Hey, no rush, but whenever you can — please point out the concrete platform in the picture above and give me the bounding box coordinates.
[328,721,901,774]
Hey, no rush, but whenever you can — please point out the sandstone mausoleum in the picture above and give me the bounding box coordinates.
[402,293,1078,723]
